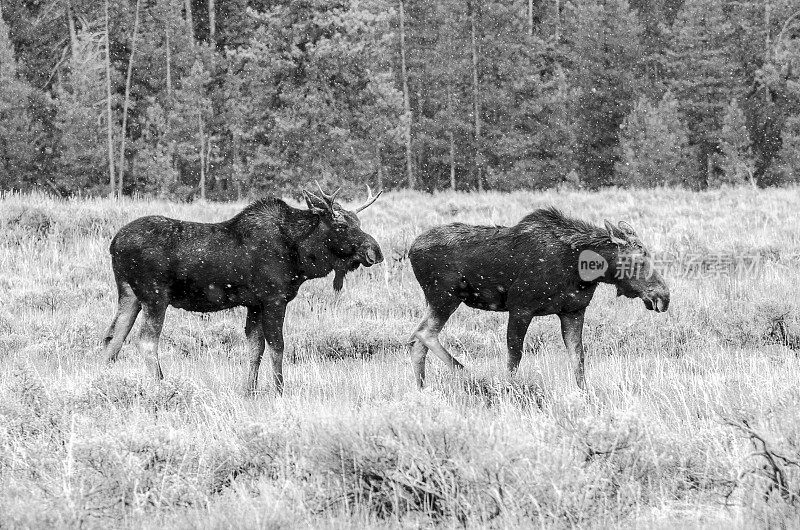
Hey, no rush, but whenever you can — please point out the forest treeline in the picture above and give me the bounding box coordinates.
[0,0,799,199]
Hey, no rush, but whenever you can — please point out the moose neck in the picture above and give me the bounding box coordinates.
[581,242,620,285]
[295,228,339,281]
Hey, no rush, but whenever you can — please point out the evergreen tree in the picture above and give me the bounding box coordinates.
[772,114,800,184]
[169,59,214,199]
[230,0,403,194]
[667,0,742,187]
[132,98,178,196]
[615,91,695,187]
[567,0,644,188]
[52,27,111,194]
[715,98,755,186]
[0,15,47,189]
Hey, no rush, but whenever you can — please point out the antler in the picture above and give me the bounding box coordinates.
[314,180,340,206]
[354,185,383,213]
[617,221,636,236]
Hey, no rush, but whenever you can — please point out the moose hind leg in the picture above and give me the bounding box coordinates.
[103,282,141,363]
[139,301,167,381]
[413,302,462,376]
[410,319,430,389]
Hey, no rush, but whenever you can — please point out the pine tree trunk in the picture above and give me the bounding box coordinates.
[764,1,771,103]
[66,1,77,58]
[374,144,384,190]
[446,26,456,191]
[205,134,212,196]
[198,110,205,201]
[104,0,115,198]
[117,0,141,198]
[449,131,456,190]
[399,0,414,189]
[208,0,215,45]
[165,12,172,97]
[528,0,533,36]
[185,0,194,44]
[232,129,242,200]
[470,1,482,191]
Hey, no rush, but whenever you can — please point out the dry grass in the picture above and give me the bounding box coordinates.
[1,187,799,528]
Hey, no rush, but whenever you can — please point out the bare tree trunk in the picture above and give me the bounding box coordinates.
[554,0,560,41]
[164,8,173,199]
[373,143,384,189]
[765,0,771,103]
[208,0,215,45]
[528,0,533,36]
[165,11,172,97]
[449,131,456,190]
[185,0,194,43]
[66,1,77,58]
[470,1,482,191]
[446,81,456,190]
[205,133,212,195]
[117,0,141,198]
[445,19,456,191]
[198,110,205,201]
[104,0,115,198]
[399,0,414,189]
[232,130,242,200]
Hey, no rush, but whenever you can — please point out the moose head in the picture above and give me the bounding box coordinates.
[302,182,384,291]
[603,220,670,313]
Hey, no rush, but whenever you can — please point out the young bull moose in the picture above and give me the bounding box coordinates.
[408,207,670,389]
[102,185,383,394]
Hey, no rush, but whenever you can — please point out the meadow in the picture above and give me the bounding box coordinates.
[1,187,799,528]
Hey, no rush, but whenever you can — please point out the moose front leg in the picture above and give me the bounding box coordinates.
[243,306,265,395]
[559,310,587,390]
[262,302,287,395]
[139,300,167,381]
[507,309,534,375]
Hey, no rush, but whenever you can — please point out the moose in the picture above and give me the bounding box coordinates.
[101,184,383,394]
[408,207,670,389]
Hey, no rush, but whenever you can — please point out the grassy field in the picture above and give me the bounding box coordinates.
[1,187,799,528]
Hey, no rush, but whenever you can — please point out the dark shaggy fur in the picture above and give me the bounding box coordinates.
[407,207,670,390]
[101,192,383,394]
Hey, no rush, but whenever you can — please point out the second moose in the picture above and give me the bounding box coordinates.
[408,206,670,389]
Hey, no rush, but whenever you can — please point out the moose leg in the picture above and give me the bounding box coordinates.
[409,330,429,389]
[139,301,167,381]
[507,309,534,375]
[103,281,141,363]
[243,306,266,395]
[411,303,461,388]
[262,303,287,395]
[559,310,586,390]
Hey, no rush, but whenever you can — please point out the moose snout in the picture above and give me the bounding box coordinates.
[642,288,670,313]
[361,240,384,266]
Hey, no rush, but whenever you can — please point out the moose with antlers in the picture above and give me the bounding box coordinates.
[102,184,383,394]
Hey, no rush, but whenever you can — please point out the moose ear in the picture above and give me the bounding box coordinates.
[618,220,636,236]
[604,219,627,246]
[303,190,329,215]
